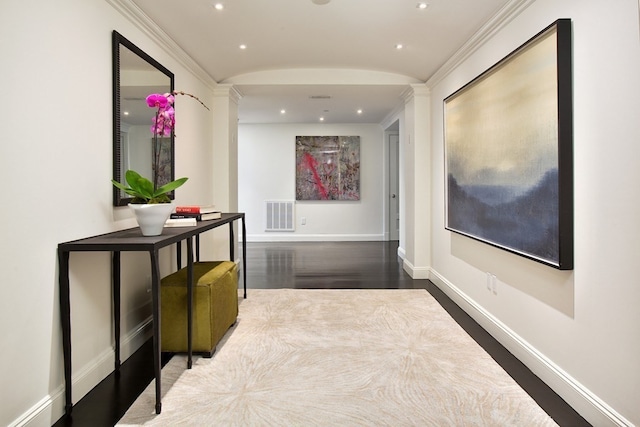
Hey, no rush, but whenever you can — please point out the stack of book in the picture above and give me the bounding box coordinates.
[170,205,222,221]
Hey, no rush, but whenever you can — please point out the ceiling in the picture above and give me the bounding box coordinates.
[130,0,511,124]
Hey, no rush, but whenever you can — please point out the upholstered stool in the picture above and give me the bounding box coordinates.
[160,261,238,357]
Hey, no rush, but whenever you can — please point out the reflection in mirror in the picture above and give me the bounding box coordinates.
[112,30,175,206]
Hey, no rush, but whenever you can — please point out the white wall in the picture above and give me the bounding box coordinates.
[238,123,386,241]
[0,0,217,425]
[428,0,640,425]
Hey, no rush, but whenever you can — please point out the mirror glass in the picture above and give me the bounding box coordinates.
[112,30,175,206]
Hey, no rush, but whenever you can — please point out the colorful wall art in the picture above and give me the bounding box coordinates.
[296,136,360,201]
[444,20,573,269]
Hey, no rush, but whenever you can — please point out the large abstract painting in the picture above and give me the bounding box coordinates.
[444,19,573,270]
[296,136,360,201]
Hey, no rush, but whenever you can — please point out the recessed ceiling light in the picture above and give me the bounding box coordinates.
[280,109,286,114]
[417,2,429,10]
[395,43,404,50]
[239,44,247,50]
[213,2,224,10]
[319,117,325,122]
[357,109,363,114]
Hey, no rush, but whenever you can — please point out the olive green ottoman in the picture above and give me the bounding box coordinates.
[160,261,238,357]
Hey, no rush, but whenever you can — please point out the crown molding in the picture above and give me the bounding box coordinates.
[105,0,217,91]
[213,84,243,105]
[426,0,536,88]
[400,83,430,104]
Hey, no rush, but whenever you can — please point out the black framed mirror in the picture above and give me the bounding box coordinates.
[112,30,175,206]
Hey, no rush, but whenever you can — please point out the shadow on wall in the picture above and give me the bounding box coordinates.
[450,233,575,317]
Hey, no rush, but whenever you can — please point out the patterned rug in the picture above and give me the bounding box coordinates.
[117,289,557,426]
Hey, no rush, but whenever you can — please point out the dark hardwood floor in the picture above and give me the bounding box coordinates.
[53,241,590,427]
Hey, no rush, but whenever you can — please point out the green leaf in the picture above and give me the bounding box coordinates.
[111,179,130,192]
[112,179,144,199]
[125,170,154,199]
[153,177,188,197]
[124,170,143,184]
[112,170,188,203]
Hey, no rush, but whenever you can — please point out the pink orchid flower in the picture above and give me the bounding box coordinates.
[146,93,169,109]
[163,93,175,105]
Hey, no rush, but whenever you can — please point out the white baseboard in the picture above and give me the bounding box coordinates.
[12,318,153,427]
[428,268,633,427]
[402,258,430,279]
[246,234,385,242]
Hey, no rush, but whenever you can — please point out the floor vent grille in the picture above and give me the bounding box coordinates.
[265,201,295,231]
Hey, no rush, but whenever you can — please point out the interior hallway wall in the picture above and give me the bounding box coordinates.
[0,0,216,425]
[427,0,640,425]
[238,123,385,241]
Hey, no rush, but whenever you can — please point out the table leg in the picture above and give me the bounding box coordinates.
[58,249,73,415]
[176,242,182,270]
[186,236,194,369]
[112,251,121,372]
[229,225,235,261]
[242,217,247,299]
[149,250,162,414]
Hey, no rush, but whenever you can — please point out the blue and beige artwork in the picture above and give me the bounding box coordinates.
[445,28,561,265]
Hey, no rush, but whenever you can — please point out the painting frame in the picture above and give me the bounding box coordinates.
[295,135,361,201]
[444,19,573,270]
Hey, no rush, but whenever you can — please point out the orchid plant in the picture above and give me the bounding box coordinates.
[112,90,209,204]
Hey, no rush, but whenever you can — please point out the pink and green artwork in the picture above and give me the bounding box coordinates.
[296,136,360,201]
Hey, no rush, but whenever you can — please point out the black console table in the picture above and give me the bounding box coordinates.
[58,213,246,415]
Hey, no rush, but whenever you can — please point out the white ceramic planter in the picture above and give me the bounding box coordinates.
[128,203,174,236]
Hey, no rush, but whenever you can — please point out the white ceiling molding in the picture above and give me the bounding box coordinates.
[106,0,217,90]
[426,0,536,88]
[401,84,430,105]
[223,69,422,86]
[213,84,243,105]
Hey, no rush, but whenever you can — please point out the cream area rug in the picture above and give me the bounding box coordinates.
[118,289,557,426]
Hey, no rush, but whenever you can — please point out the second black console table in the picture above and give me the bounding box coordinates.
[58,213,246,415]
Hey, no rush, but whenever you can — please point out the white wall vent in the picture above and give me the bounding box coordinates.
[265,201,295,231]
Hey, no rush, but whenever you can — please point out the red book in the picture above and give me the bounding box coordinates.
[175,205,217,214]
